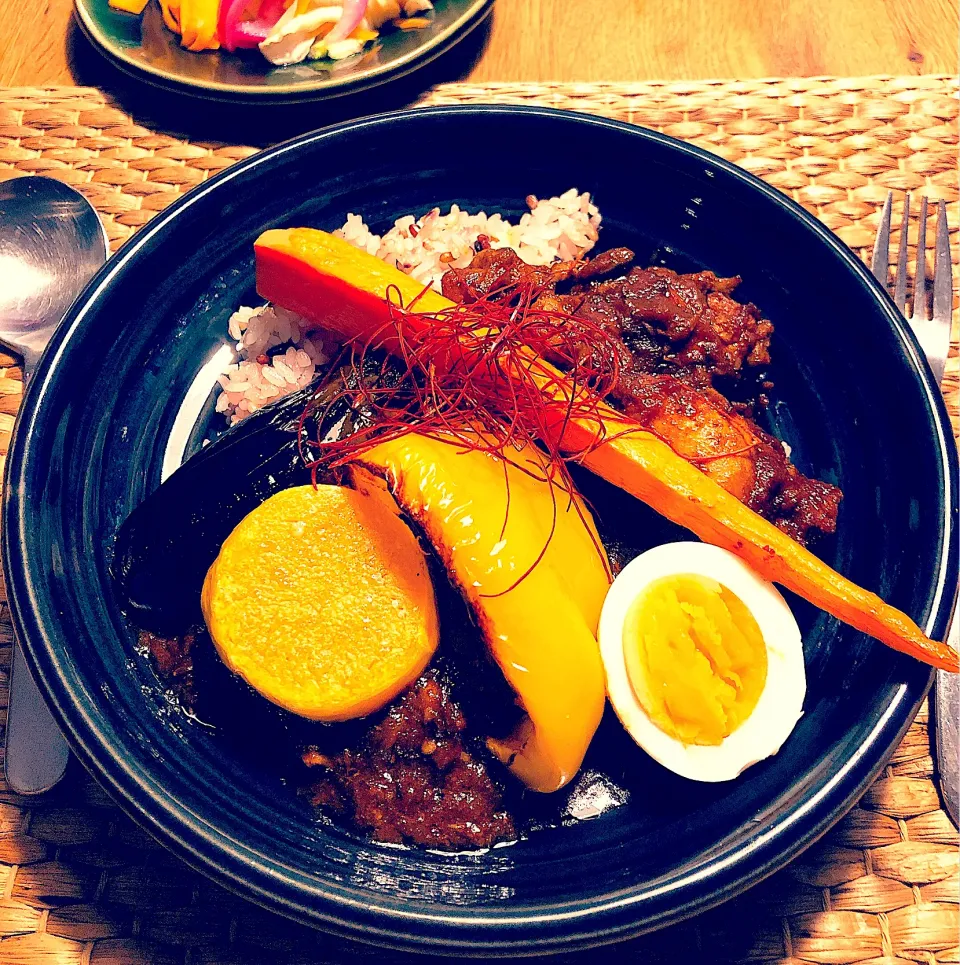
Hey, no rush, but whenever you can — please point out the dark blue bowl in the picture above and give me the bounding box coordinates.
[4,106,957,955]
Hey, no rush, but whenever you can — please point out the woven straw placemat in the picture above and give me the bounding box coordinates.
[0,78,956,965]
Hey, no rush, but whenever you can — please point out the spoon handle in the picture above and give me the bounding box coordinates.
[5,638,69,794]
[4,361,71,795]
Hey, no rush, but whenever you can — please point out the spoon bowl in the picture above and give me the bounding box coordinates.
[0,176,109,376]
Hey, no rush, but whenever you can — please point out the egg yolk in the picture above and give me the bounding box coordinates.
[622,574,768,746]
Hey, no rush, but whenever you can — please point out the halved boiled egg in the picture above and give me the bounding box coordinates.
[599,542,805,782]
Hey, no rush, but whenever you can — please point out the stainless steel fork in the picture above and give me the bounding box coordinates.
[871,192,957,827]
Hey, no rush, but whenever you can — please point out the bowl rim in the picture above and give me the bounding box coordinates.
[73,0,494,102]
[4,104,956,954]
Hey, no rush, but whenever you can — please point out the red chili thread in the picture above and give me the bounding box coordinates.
[297,268,757,593]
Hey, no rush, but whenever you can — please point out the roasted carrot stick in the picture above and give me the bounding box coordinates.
[254,228,958,672]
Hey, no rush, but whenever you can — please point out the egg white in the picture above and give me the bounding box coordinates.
[599,542,805,782]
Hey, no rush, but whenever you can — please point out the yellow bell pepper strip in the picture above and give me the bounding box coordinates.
[178,0,220,50]
[159,0,181,33]
[253,227,959,673]
[352,434,609,792]
[108,0,150,14]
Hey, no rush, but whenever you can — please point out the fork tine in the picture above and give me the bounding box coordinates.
[913,196,929,320]
[893,193,910,312]
[933,200,952,323]
[926,199,954,384]
[871,191,893,287]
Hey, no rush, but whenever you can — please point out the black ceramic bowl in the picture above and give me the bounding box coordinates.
[5,107,957,956]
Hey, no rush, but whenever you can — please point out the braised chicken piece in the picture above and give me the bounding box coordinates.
[440,247,841,544]
[440,245,636,304]
[440,247,573,302]
[568,246,636,283]
[447,249,773,383]
[610,372,841,543]
[563,266,774,380]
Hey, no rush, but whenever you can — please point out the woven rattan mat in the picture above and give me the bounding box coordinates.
[0,78,956,965]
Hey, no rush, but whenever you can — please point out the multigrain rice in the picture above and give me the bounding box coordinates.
[217,189,601,424]
[336,188,601,288]
[216,306,328,426]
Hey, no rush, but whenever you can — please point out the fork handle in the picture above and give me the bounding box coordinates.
[935,617,959,825]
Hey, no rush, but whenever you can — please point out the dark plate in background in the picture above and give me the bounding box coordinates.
[74,0,492,102]
[3,107,957,955]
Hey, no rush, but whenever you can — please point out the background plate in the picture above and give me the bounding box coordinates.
[73,0,492,103]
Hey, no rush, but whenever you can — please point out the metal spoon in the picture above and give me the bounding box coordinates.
[0,176,108,794]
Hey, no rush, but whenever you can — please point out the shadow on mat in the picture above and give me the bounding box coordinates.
[66,9,492,147]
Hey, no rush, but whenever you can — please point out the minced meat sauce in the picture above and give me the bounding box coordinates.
[140,629,197,706]
[138,630,515,849]
[302,671,515,849]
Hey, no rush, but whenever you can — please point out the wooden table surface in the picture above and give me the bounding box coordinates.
[1,0,958,89]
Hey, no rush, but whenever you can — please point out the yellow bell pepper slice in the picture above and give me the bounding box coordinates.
[355,433,610,792]
[108,0,150,14]
[178,0,221,50]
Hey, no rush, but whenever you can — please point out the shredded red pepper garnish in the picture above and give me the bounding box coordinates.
[296,273,633,591]
[299,275,624,487]
[296,271,766,593]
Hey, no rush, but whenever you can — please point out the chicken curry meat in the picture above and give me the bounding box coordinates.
[443,247,841,544]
